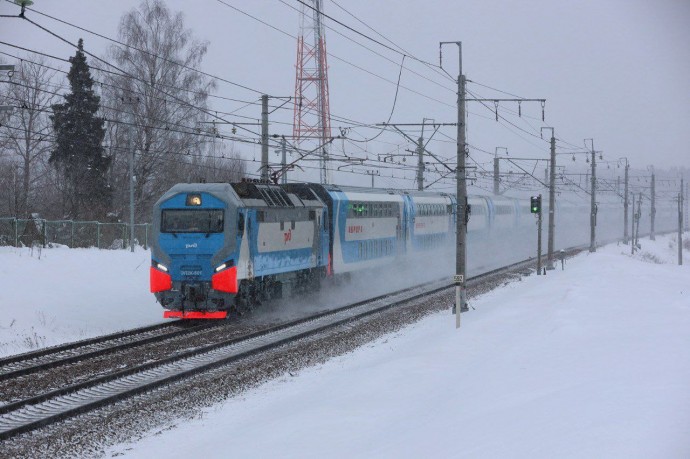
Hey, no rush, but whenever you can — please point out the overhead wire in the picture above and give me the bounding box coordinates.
[0,1,624,193]
[1,0,462,156]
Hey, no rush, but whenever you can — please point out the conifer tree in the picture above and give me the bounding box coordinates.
[50,39,111,219]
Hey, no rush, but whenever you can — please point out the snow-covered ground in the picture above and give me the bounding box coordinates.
[104,234,690,458]
[1,236,688,457]
[0,245,162,356]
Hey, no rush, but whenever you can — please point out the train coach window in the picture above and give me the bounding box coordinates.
[291,220,296,230]
[161,209,224,234]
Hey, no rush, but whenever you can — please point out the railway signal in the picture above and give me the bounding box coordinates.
[532,195,543,274]
[530,195,541,214]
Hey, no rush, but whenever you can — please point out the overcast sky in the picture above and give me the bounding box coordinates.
[1,0,688,192]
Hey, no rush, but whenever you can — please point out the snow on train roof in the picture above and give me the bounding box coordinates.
[341,190,404,203]
[411,195,453,204]
[154,182,236,207]
[166,182,234,193]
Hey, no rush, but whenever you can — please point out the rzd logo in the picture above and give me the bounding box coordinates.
[284,228,292,244]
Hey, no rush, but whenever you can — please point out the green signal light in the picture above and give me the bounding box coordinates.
[530,196,541,214]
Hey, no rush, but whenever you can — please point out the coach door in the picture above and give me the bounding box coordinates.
[397,199,408,256]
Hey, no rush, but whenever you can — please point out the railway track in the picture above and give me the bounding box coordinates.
[0,320,224,384]
[0,248,588,442]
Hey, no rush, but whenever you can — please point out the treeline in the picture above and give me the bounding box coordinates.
[0,0,245,223]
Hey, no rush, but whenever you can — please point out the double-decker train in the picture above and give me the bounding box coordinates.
[149,181,677,319]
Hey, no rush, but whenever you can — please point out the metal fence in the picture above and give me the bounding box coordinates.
[0,217,151,249]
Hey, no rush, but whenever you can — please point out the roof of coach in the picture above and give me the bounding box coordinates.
[300,183,405,203]
[405,190,451,198]
[320,183,401,195]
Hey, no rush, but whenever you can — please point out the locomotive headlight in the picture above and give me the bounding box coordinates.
[214,260,234,272]
[156,262,168,272]
[186,194,202,206]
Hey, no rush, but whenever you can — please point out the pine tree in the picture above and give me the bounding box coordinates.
[50,39,111,220]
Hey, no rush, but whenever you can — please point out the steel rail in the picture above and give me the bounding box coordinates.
[0,321,217,382]
[0,321,176,367]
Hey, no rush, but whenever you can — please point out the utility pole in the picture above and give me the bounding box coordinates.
[587,139,597,252]
[635,193,642,250]
[12,165,18,218]
[680,177,688,230]
[679,178,684,265]
[623,159,629,244]
[493,156,499,195]
[417,135,424,191]
[441,40,467,328]
[366,170,379,188]
[261,94,269,181]
[650,171,656,240]
[631,192,636,255]
[541,128,556,270]
[493,147,506,195]
[382,122,454,189]
[122,95,138,253]
[280,136,288,184]
[129,138,135,252]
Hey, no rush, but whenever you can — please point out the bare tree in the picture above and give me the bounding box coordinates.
[183,140,246,184]
[101,0,220,221]
[0,56,56,217]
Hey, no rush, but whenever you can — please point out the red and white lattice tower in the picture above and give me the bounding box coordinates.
[293,0,332,184]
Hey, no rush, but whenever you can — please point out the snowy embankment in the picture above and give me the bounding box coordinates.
[0,245,162,356]
[110,234,690,459]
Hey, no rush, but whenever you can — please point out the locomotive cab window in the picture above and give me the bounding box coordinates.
[161,209,224,233]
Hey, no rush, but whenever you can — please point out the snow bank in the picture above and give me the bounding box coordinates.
[0,246,162,356]
[110,234,690,458]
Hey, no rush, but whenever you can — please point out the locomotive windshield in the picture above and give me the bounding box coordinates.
[161,209,224,233]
